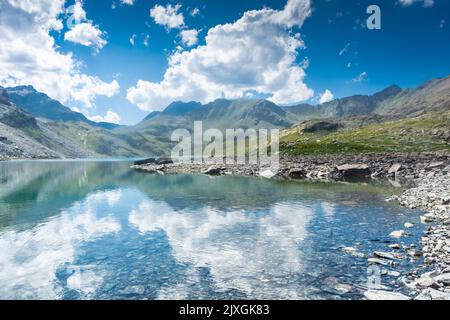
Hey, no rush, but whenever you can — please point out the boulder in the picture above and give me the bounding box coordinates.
[259,170,276,179]
[134,158,157,166]
[337,164,370,178]
[157,158,174,165]
[202,166,223,176]
[288,168,306,179]
[303,121,341,133]
[388,163,402,175]
[434,273,450,286]
[426,161,445,171]
[374,251,403,260]
[414,276,439,289]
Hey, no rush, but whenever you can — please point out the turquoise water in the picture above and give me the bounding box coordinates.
[0,161,424,300]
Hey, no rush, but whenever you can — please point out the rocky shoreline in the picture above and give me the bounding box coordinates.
[132,153,449,181]
[133,152,450,300]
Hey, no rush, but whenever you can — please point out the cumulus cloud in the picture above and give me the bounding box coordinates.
[180,29,199,47]
[88,110,121,124]
[398,0,434,7]
[64,0,107,52]
[127,0,314,111]
[319,89,334,104]
[0,0,119,109]
[71,0,87,22]
[121,0,135,5]
[150,3,185,30]
[65,22,107,51]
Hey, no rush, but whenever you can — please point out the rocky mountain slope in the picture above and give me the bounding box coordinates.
[1,75,449,159]
[6,86,119,130]
[0,87,143,159]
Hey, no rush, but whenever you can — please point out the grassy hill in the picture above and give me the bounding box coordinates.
[280,112,450,156]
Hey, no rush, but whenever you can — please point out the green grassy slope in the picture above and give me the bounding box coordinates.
[280,112,450,156]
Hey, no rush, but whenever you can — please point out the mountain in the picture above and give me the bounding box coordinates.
[0,86,146,159]
[2,75,450,159]
[0,86,85,159]
[374,77,450,116]
[162,101,202,116]
[5,86,120,130]
[285,85,403,120]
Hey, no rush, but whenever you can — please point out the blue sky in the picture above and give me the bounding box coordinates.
[0,0,449,125]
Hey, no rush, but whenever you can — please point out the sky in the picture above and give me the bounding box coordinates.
[0,0,449,125]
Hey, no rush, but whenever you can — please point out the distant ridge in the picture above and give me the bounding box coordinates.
[6,86,120,130]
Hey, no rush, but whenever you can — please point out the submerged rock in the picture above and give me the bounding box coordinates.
[389,230,405,239]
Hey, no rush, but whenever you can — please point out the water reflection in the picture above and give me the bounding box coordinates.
[130,200,313,299]
[0,190,121,299]
[0,161,424,300]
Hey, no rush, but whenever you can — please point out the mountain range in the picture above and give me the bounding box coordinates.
[1,75,449,159]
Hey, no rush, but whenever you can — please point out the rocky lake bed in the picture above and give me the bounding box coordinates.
[133,152,450,300]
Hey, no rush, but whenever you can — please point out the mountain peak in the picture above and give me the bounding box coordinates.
[162,101,202,116]
[8,85,38,93]
[372,85,402,101]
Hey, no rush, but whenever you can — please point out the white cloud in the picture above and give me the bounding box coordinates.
[440,19,446,29]
[150,3,185,30]
[398,0,434,7]
[64,22,107,51]
[180,29,199,47]
[144,34,150,47]
[130,34,136,46]
[190,8,200,17]
[71,0,86,22]
[352,72,368,83]
[64,1,107,52]
[0,0,119,109]
[339,43,350,56]
[121,0,135,5]
[127,0,314,111]
[319,89,334,104]
[88,110,121,124]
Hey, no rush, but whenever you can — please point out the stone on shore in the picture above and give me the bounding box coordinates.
[374,251,403,260]
[388,163,402,175]
[364,290,410,300]
[288,168,306,179]
[202,166,223,176]
[259,170,276,179]
[336,164,370,177]
[426,161,445,170]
